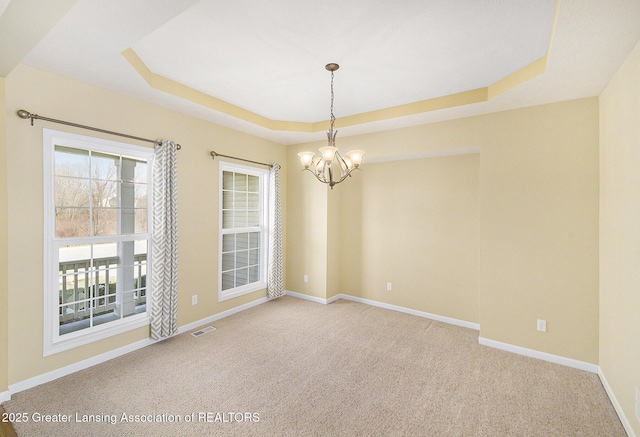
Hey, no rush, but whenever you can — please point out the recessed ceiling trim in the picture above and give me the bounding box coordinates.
[366,146,481,164]
[122,47,314,133]
[121,0,559,134]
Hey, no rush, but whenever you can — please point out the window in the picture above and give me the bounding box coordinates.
[43,129,154,355]
[218,161,268,301]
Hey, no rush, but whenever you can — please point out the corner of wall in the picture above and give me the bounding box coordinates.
[0,76,9,396]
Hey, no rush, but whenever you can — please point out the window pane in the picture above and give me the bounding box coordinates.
[133,160,147,184]
[249,248,259,265]
[234,211,247,228]
[248,175,259,192]
[93,293,113,317]
[237,233,249,250]
[223,210,234,229]
[249,232,260,248]
[59,303,91,335]
[223,190,233,209]
[133,241,148,308]
[235,192,247,208]
[135,209,147,234]
[93,208,118,236]
[249,266,260,283]
[134,239,148,255]
[236,268,248,286]
[93,304,118,326]
[59,244,92,309]
[222,252,235,271]
[247,193,259,209]
[55,176,90,207]
[120,157,144,183]
[237,250,248,268]
[91,152,119,184]
[222,272,235,290]
[93,291,139,327]
[248,210,260,227]
[93,264,116,300]
[222,234,235,252]
[55,146,90,178]
[134,183,147,208]
[234,173,247,191]
[93,242,118,259]
[56,207,90,238]
[92,179,118,208]
[223,171,234,190]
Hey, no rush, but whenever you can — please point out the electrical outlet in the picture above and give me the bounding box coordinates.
[303,274,309,283]
[536,319,547,332]
[386,282,392,291]
[192,295,198,305]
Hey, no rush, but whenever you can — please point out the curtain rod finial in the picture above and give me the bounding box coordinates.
[17,109,31,119]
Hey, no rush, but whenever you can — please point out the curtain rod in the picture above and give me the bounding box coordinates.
[16,109,181,150]
[210,151,273,168]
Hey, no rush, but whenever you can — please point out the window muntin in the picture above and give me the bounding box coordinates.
[44,129,153,355]
[218,162,268,301]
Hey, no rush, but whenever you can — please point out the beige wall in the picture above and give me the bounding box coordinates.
[339,154,480,323]
[4,64,287,384]
[0,77,9,394]
[478,99,599,364]
[599,38,640,436]
[286,143,329,299]
[286,97,599,363]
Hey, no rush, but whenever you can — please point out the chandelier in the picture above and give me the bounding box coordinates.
[298,63,364,189]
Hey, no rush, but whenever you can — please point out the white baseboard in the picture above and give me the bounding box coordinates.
[177,296,268,334]
[598,367,637,437]
[0,390,10,403]
[478,337,599,373]
[6,296,271,399]
[9,336,157,396]
[284,290,334,305]
[284,291,479,330]
[336,294,480,330]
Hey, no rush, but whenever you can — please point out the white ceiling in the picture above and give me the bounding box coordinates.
[5,0,640,145]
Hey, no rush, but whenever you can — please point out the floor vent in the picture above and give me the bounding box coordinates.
[191,326,216,337]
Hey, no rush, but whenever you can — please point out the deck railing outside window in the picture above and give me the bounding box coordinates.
[59,253,147,331]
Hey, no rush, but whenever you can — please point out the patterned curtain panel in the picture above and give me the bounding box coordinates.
[151,140,178,340]
[267,163,284,299]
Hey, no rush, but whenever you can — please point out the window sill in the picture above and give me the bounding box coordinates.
[218,283,267,302]
[44,314,150,356]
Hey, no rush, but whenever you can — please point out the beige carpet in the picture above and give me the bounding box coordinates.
[2,296,625,436]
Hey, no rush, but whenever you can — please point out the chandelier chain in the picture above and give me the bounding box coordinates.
[330,70,335,133]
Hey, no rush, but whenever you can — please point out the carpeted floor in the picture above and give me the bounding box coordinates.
[1,296,626,436]
[0,405,18,437]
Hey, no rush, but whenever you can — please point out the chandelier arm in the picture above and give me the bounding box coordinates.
[333,166,362,186]
[320,160,330,183]
[328,162,335,187]
[335,150,349,173]
[301,167,328,184]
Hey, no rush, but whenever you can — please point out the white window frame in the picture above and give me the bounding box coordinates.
[218,161,269,302]
[43,128,154,356]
